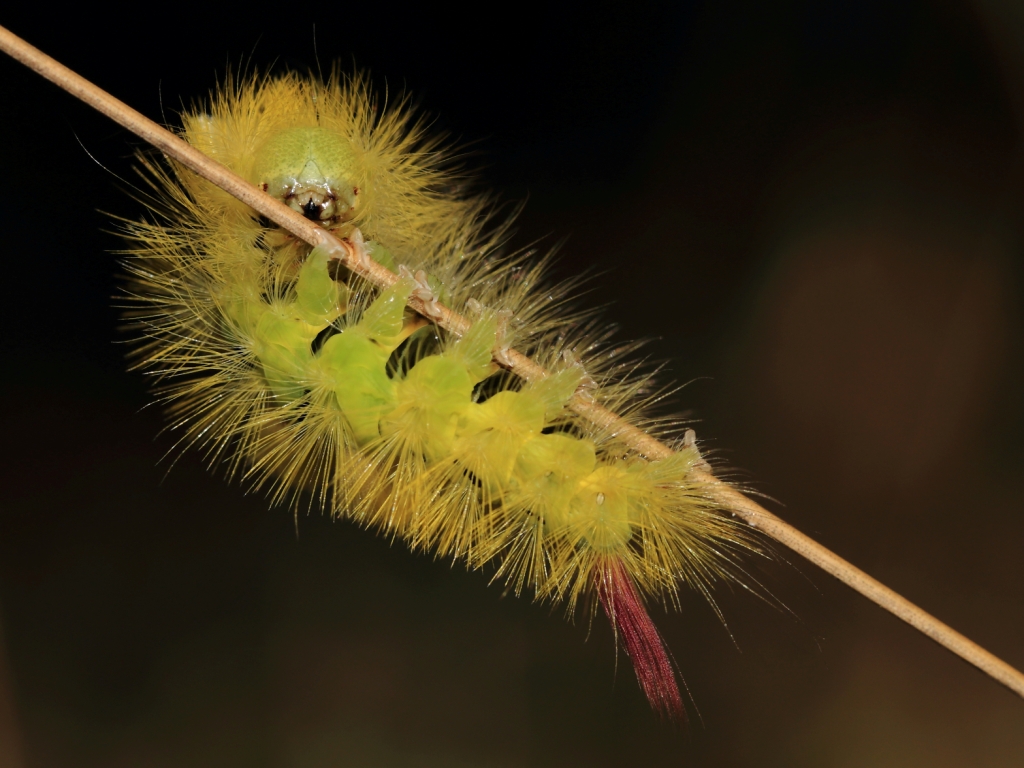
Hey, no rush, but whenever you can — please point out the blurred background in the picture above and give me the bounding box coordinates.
[1,1,1023,765]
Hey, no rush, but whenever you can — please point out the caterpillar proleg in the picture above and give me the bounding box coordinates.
[2,13,1024,765]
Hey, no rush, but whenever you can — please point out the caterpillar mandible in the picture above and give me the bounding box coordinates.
[121,69,757,720]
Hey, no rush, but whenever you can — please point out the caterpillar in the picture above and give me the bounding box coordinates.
[119,69,760,721]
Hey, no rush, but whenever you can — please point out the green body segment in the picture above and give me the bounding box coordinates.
[383,356,477,464]
[254,308,319,401]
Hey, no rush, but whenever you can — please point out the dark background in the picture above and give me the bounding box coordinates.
[2,1,1024,765]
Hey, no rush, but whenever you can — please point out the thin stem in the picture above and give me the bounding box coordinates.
[696,474,1024,697]
[3,23,1021,700]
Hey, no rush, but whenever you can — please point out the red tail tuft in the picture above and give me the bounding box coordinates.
[596,559,686,723]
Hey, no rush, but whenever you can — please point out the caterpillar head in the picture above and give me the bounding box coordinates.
[251,126,361,227]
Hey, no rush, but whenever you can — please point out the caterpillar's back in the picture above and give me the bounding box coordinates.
[123,69,760,720]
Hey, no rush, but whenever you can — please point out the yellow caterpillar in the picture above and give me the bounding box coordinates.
[119,70,760,720]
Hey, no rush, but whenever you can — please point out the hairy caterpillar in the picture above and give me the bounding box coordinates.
[2,13,1024,768]
[119,69,760,720]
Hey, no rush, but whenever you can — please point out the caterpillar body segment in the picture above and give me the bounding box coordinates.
[122,69,760,720]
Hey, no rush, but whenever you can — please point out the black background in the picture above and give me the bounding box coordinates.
[1,2,1023,766]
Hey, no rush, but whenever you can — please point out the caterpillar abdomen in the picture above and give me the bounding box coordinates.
[123,70,758,720]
